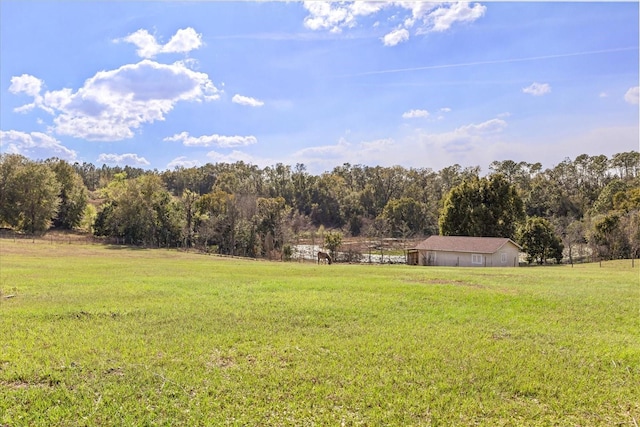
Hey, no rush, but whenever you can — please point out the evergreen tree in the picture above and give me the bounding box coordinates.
[518,217,564,264]
[48,159,88,229]
[439,174,524,238]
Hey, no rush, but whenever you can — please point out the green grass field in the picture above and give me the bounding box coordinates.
[0,240,638,426]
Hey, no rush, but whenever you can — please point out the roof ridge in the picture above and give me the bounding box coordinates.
[412,235,521,252]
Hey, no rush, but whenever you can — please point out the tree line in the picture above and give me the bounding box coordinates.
[0,151,638,263]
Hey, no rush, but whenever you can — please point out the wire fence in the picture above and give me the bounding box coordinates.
[0,230,635,268]
[0,230,115,246]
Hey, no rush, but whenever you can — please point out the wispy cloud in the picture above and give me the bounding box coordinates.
[341,47,639,77]
[232,94,264,107]
[97,153,150,166]
[625,86,639,105]
[522,82,551,96]
[167,156,201,169]
[402,109,430,119]
[164,131,257,148]
[291,117,508,173]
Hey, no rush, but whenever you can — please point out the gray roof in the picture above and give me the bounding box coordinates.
[412,236,522,254]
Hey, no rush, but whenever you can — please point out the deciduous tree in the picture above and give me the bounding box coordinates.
[15,162,61,234]
[324,231,343,260]
[380,197,428,237]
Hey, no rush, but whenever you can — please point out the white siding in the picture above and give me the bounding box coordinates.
[417,242,520,267]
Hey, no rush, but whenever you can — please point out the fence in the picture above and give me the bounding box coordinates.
[0,230,129,246]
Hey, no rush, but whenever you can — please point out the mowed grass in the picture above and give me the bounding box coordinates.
[0,240,638,426]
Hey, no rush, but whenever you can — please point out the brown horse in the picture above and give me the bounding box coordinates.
[317,251,332,265]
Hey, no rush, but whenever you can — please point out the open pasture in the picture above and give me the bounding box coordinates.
[0,240,638,426]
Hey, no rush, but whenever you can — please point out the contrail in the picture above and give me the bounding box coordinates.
[341,46,638,77]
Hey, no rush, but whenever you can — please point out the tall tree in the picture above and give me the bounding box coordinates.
[439,174,524,238]
[589,213,628,260]
[255,196,289,256]
[180,189,200,248]
[380,197,428,237]
[310,173,347,227]
[517,217,564,264]
[0,154,28,228]
[611,151,640,180]
[591,179,628,215]
[48,159,88,229]
[94,174,182,246]
[15,162,61,234]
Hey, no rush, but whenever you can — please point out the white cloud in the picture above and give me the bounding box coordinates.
[117,27,203,59]
[9,74,47,113]
[232,94,264,107]
[350,1,387,17]
[440,107,452,113]
[522,82,551,96]
[397,1,436,27]
[303,2,350,32]
[164,131,257,148]
[382,28,410,46]
[462,118,507,134]
[624,86,639,105]
[9,74,44,97]
[427,2,487,32]
[0,130,77,161]
[96,153,150,166]
[303,2,486,45]
[402,109,429,119]
[167,156,201,169]
[9,60,220,141]
[303,1,385,33]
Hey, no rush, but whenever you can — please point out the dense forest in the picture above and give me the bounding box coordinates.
[1,151,638,263]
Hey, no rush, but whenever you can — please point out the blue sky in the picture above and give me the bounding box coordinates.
[1,1,638,174]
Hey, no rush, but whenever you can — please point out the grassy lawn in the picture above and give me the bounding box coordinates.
[0,240,638,426]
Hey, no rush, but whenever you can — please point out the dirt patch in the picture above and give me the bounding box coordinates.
[207,350,236,369]
[104,367,125,377]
